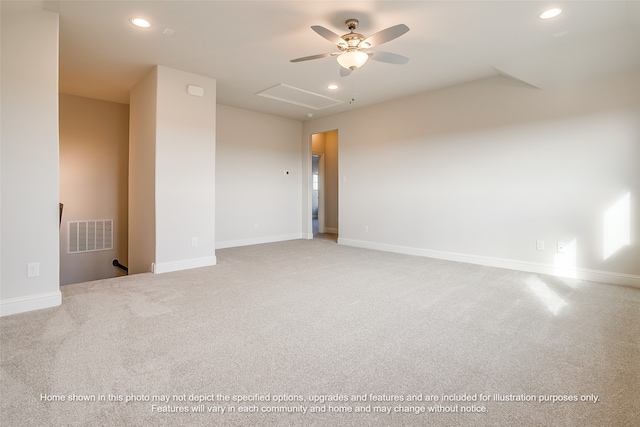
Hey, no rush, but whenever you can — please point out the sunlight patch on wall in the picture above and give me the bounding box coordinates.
[603,192,631,260]
[525,276,568,316]
[554,238,577,279]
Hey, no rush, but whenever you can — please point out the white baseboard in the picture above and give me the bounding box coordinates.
[322,227,338,234]
[216,233,303,249]
[338,238,640,288]
[0,291,62,317]
[152,255,217,274]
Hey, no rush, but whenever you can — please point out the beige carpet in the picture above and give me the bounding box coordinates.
[1,236,639,426]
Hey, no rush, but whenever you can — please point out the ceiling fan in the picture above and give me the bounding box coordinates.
[290,19,410,77]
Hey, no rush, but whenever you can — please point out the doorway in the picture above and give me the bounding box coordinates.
[312,155,320,234]
[311,130,338,240]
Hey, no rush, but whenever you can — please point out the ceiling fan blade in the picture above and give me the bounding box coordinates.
[369,51,410,65]
[311,25,344,45]
[362,24,409,47]
[290,53,334,63]
[340,67,352,77]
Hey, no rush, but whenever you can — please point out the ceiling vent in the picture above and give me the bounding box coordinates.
[257,84,343,110]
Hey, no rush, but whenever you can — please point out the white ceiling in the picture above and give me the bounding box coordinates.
[44,1,640,121]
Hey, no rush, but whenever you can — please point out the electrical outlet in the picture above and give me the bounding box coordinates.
[557,242,566,253]
[536,240,545,251]
[191,237,198,247]
[254,223,259,230]
[27,262,40,278]
[364,226,369,233]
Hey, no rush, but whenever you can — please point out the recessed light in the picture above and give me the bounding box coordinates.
[540,8,562,20]
[130,18,151,28]
[327,84,339,90]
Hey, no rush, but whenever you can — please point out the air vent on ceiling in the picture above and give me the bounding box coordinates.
[68,220,113,254]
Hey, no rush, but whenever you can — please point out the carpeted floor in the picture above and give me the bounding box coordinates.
[1,236,639,426]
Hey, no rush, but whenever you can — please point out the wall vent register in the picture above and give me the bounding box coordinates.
[68,220,113,254]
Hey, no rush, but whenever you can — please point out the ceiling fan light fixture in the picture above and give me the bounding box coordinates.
[337,51,369,70]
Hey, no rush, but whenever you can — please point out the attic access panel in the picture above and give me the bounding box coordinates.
[257,84,343,110]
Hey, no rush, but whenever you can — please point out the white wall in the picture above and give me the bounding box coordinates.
[154,66,216,272]
[216,104,302,248]
[303,71,640,287]
[129,66,216,274]
[59,94,129,285]
[1,1,61,316]
[128,67,157,274]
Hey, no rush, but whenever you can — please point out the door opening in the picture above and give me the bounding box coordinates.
[310,130,338,240]
[312,155,320,234]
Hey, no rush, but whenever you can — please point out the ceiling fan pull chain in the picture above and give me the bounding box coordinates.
[350,78,357,104]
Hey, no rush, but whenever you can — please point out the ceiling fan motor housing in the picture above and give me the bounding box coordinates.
[339,19,367,51]
[340,33,366,50]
